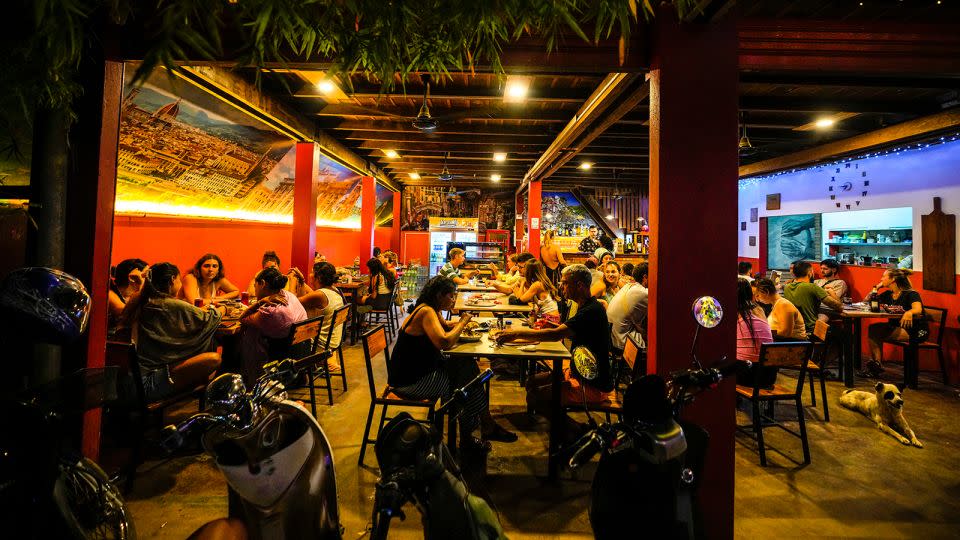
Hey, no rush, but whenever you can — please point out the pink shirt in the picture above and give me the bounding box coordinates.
[250,289,307,338]
[737,314,773,362]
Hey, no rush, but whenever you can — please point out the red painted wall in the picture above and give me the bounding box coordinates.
[111,215,394,285]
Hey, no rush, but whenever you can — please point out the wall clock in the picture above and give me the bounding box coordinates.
[827,162,869,210]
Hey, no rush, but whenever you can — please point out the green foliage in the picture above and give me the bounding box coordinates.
[4,0,698,128]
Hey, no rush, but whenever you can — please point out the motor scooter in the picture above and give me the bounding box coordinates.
[566,295,738,540]
[162,354,342,540]
[369,368,506,540]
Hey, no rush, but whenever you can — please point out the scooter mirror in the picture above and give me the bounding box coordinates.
[691,296,723,329]
[572,346,599,381]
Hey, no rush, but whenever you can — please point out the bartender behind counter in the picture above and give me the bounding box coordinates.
[578,225,602,253]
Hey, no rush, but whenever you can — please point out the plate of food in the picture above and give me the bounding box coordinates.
[459,322,483,342]
[466,299,498,307]
[475,293,501,300]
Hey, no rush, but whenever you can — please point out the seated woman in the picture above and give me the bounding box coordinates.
[246,251,281,296]
[864,268,927,377]
[539,229,567,287]
[181,253,240,305]
[735,278,776,389]
[515,260,561,328]
[380,250,399,278]
[584,257,607,299]
[299,262,346,350]
[238,267,307,383]
[601,261,622,306]
[108,258,148,327]
[753,278,807,340]
[359,257,396,310]
[391,277,515,450]
[121,262,223,401]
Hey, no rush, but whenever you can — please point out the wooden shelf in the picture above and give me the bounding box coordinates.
[826,242,912,246]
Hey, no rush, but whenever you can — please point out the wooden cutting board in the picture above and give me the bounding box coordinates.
[921,197,956,293]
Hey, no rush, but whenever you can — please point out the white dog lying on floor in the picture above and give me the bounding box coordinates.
[840,382,923,448]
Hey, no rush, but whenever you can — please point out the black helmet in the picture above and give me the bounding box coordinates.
[0,267,91,344]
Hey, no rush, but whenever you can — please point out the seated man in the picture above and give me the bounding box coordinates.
[815,258,848,301]
[495,264,612,434]
[738,261,754,282]
[607,263,649,350]
[783,260,842,336]
[438,247,474,285]
[491,252,535,293]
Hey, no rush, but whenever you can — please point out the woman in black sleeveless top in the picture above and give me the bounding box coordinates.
[390,276,514,450]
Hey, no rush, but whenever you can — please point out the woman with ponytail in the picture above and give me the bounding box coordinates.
[121,262,223,400]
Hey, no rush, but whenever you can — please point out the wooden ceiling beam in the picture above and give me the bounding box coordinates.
[355,140,548,153]
[323,120,561,137]
[296,86,592,103]
[739,96,938,114]
[314,104,576,122]
[738,20,960,76]
[340,132,554,145]
[739,108,960,177]
[739,72,960,90]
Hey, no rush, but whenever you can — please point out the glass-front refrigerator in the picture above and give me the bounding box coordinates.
[428,217,479,276]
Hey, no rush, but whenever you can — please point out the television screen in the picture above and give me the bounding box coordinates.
[766,213,822,270]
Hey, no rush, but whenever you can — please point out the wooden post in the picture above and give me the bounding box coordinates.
[360,176,376,260]
[527,180,542,256]
[291,142,319,276]
[65,60,124,460]
[647,9,738,539]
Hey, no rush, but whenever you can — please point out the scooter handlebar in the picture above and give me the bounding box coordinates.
[436,368,493,416]
[567,431,605,469]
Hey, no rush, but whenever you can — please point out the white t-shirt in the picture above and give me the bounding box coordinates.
[317,288,345,350]
[606,282,648,350]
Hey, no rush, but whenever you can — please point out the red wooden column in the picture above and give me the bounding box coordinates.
[647,9,738,539]
[68,61,123,460]
[391,191,401,252]
[360,176,376,260]
[291,142,319,276]
[527,180,542,256]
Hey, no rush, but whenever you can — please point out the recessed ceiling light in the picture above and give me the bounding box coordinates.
[606,213,614,220]
[317,80,336,94]
[384,149,399,158]
[814,117,835,128]
[493,152,507,162]
[491,174,501,182]
[503,76,530,103]
[408,172,420,180]
[579,162,593,170]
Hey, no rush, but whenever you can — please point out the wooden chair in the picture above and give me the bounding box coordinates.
[883,306,949,388]
[117,342,216,492]
[358,325,436,466]
[365,285,401,338]
[615,334,646,395]
[804,320,831,422]
[267,316,325,416]
[310,304,352,406]
[736,341,813,466]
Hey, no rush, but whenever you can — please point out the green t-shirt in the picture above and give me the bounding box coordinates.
[783,281,828,334]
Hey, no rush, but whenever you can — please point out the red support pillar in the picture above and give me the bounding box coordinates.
[69,61,123,460]
[647,9,738,539]
[291,142,319,276]
[360,176,376,260]
[391,190,401,252]
[527,180,542,256]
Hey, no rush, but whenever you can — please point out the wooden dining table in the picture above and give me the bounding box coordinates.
[445,317,571,481]
[335,279,369,344]
[828,305,900,387]
[457,283,499,292]
[453,291,533,315]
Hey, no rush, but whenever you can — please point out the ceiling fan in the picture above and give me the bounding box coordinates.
[738,113,760,158]
[342,74,501,134]
[437,152,456,181]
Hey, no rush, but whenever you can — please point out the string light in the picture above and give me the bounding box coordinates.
[739,132,960,191]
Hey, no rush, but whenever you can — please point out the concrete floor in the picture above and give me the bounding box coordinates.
[123,330,960,539]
